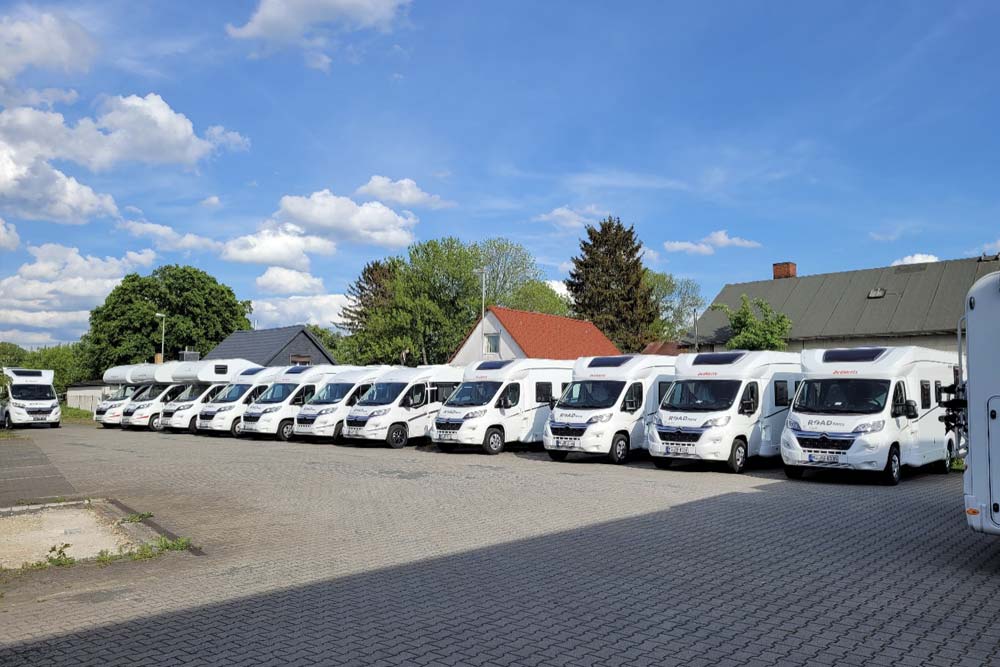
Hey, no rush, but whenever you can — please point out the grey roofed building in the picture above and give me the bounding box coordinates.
[204,325,335,367]
[690,255,1000,353]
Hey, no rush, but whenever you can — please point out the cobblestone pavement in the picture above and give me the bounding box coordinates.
[2,424,1000,666]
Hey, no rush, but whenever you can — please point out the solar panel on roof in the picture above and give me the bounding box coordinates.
[693,352,745,365]
[477,360,513,370]
[11,369,42,377]
[588,356,633,368]
[286,366,309,374]
[240,367,264,376]
[822,348,887,363]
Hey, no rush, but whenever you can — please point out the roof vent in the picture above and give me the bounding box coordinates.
[867,287,886,299]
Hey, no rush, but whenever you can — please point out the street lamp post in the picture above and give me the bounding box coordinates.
[475,268,486,359]
[155,313,166,362]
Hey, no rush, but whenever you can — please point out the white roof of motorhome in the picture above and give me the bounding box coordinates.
[674,351,801,378]
[172,359,260,384]
[573,355,676,380]
[801,346,957,376]
[233,366,286,384]
[130,362,183,384]
[3,367,54,385]
[463,358,574,382]
[376,365,464,384]
[102,364,144,385]
[320,366,394,385]
[274,364,354,384]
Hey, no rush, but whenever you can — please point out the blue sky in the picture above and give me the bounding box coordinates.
[2,0,999,347]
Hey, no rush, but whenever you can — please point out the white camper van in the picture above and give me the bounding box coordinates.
[431,359,574,454]
[1,368,60,428]
[240,365,348,440]
[196,366,285,437]
[956,272,1000,533]
[647,351,802,473]
[294,366,392,441]
[781,346,957,485]
[94,365,140,426]
[544,355,676,464]
[121,362,186,430]
[161,359,260,433]
[344,365,464,448]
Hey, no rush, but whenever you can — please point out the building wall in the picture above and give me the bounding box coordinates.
[66,387,108,413]
[451,312,526,366]
[700,333,958,354]
[269,333,333,367]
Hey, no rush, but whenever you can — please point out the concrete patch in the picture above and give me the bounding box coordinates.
[0,505,132,568]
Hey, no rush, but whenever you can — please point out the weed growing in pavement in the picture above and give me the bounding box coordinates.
[155,536,191,552]
[129,543,157,561]
[123,512,153,523]
[46,544,76,567]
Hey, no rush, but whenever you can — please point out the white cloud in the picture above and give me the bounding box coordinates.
[0,10,98,83]
[221,223,336,270]
[0,328,61,347]
[558,260,573,274]
[227,0,409,42]
[252,294,350,329]
[200,195,221,208]
[981,240,1000,254]
[275,189,416,247]
[255,266,326,295]
[205,125,251,152]
[663,229,761,255]
[0,217,18,250]
[891,253,940,266]
[545,280,569,299]
[640,245,660,263]
[356,175,454,209]
[534,204,607,230]
[119,220,221,252]
[0,85,78,109]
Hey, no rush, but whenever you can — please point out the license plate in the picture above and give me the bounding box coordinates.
[346,426,363,437]
[243,423,256,431]
[807,453,842,463]
[554,438,578,449]
[438,431,456,440]
[32,415,47,421]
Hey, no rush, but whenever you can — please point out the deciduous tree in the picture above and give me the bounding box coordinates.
[711,295,792,351]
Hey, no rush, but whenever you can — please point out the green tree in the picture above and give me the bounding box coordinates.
[21,343,90,395]
[643,270,705,340]
[566,217,658,352]
[506,280,572,317]
[711,295,792,351]
[473,238,542,308]
[339,257,403,335]
[0,341,27,368]
[83,265,252,374]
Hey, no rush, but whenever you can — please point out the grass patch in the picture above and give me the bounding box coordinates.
[951,457,967,472]
[122,511,153,523]
[60,405,93,424]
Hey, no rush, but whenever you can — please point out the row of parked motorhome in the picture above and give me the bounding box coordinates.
[71,342,961,486]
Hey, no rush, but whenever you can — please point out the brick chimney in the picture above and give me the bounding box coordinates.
[773,262,797,280]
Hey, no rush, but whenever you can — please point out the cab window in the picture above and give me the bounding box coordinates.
[622,383,643,413]
[891,382,907,416]
[349,384,371,406]
[535,382,553,403]
[739,382,759,414]
[774,380,790,407]
[501,383,520,408]
[405,384,426,407]
[293,385,315,405]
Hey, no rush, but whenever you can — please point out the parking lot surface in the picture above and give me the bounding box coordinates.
[2,423,1000,666]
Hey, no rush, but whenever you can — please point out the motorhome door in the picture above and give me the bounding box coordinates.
[990,397,1000,525]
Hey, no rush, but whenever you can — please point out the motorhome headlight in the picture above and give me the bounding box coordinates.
[587,413,613,424]
[369,408,390,418]
[11,401,26,408]
[853,420,885,434]
[463,409,486,420]
[50,401,60,409]
[701,415,731,428]
[134,402,151,410]
[215,405,234,413]
[317,407,337,416]
[787,417,802,431]
[261,407,281,414]
[175,403,193,411]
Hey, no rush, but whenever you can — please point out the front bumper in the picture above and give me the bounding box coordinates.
[9,409,60,425]
[430,421,485,444]
[294,414,339,437]
[543,426,611,454]
[165,409,197,430]
[647,427,728,461]
[780,432,887,470]
[197,412,237,432]
[121,410,156,428]
[241,415,279,435]
[343,421,389,441]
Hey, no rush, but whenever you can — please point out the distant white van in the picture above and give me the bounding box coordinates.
[431,359,574,454]
[1,368,60,428]
[544,355,676,464]
[240,365,350,440]
[196,366,285,437]
[781,346,957,485]
[121,362,187,430]
[294,366,393,441]
[96,365,142,427]
[344,365,464,448]
[161,359,260,433]
[647,351,802,473]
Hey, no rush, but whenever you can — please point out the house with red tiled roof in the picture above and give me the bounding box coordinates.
[450,306,620,365]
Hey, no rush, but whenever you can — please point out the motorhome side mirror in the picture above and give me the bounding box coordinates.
[548,399,556,410]
[740,400,755,415]
[623,399,638,413]
[905,400,919,420]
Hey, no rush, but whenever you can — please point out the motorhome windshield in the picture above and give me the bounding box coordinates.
[10,384,56,401]
[310,383,354,405]
[358,382,408,406]
[213,384,250,403]
[258,383,297,404]
[557,381,626,410]
[145,384,171,400]
[108,386,135,401]
[445,381,503,407]
[662,380,742,412]
[793,378,891,415]
[176,383,210,401]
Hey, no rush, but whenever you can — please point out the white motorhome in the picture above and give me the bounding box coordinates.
[1,368,60,428]
[431,359,574,454]
[196,366,285,437]
[121,362,186,430]
[161,359,260,433]
[240,365,349,440]
[94,364,141,426]
[293,366,392,441]
[781,346,957,485]
[344,365,464,448]
[543,355,676,464]
[957,272,1000,533]
[647,351,802,473]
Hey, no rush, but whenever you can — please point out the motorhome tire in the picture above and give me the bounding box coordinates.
[483,427,505,455]
[387,424,408,449]
[882,445,901,486]
[653,457,672,470]
[608,433,630,464]
[51,421,61,428]
[547,450,568,462]
[727,439,747,474]
[935,443,953,474]
[3,414,12,429]
[277,419,294,441]
[783,464,805,479]
[333,421,344,444]
[149,414,161,431]
[230,419,242,438]
[188,417,198,434]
